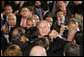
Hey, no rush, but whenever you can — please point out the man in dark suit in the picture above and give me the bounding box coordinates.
[34,1,43,20]
[3,1,16,12]
[3,5,13,24]
[16,6,33,27]
[1,31,9,53]
[1,13,17,35]
[48,29,69,56]
[41,3,52,20]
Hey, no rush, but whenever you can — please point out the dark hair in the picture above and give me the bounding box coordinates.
[74,31,83,45]
[35,37,49,50]
[75,4,83,16]
[19,6,32,14]
[11,27,25,42]
[41,4,49,11]
[64,42,80,56]
[25,27,39,41]
[4,4,12,9]
[26,17,34,22]
[55,9,63,16]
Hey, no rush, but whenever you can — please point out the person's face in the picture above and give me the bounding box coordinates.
[57,1,65,8]
[57,11,64,18]
[26,20,33,29]
[45,17,53,27]
[20,36,27,43]
[38,22,50,36]
[20,8,32,18]
[5,6,13,15]
[8,15,16,26]
[33,15,40,25]
[12,29,19,37]
[35,1,41,7]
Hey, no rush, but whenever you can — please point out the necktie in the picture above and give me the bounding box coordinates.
[21,19,26,27]
[38,8,43,20]
[9,26,13,32]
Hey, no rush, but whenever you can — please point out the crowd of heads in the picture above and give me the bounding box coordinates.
[1,1,83,56]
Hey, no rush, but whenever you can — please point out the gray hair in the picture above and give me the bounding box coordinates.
[7,13,17,21]
[37,20,51,29]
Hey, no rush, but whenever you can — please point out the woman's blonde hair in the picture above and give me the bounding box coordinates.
[4,44,22,56]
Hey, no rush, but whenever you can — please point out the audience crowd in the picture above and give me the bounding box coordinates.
[1,1,83,56]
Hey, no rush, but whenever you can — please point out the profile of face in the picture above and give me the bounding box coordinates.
[38,22,50,36]
[5,6,13,15]
[35,1,41,8]
[33,15,40,25]
[20,8,32,18]
[45,17,53,27]
[56,1,65,8]
[26,20,34,29]
[12,29,19,37]
[20,36,28,43]
[8,15,16,26]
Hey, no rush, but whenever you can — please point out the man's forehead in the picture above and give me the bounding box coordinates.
[5,6,12,9]
[22,7,29,10]
[8,15,15,18]
[39,22,47,25]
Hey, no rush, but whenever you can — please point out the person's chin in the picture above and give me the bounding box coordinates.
[41,34,46,36]
[35,6,40,8]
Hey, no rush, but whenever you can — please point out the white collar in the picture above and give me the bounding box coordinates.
[44,10,49,16]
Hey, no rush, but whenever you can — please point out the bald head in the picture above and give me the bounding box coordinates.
[29,46,47,56]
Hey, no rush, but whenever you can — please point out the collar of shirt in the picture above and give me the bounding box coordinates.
[44,10,49,16]
[35,7,41,12]
[20,18,27,27]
